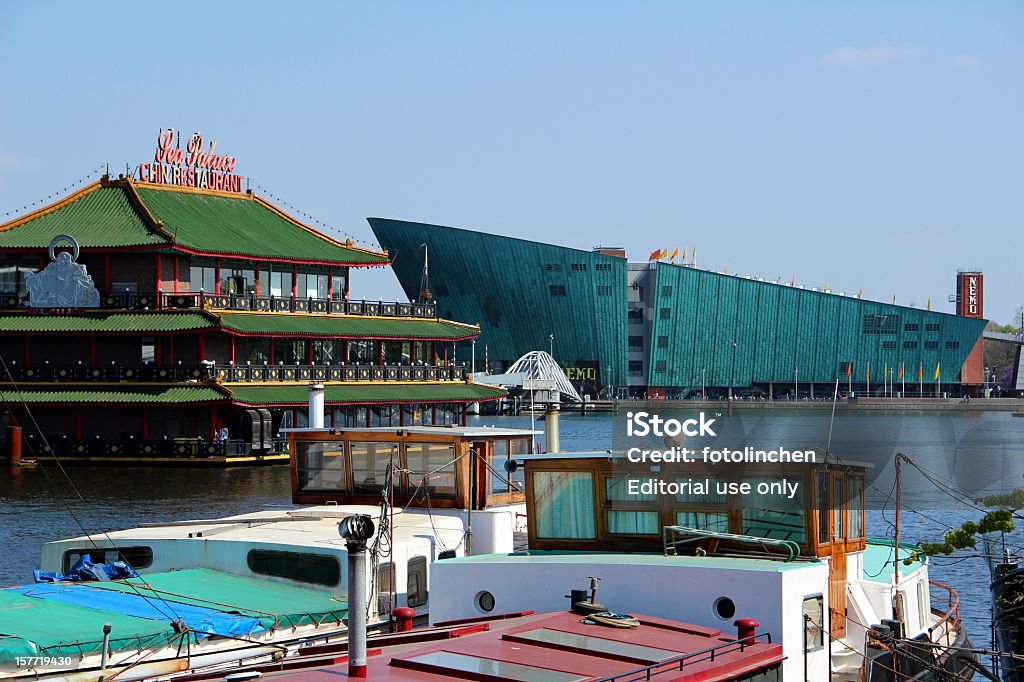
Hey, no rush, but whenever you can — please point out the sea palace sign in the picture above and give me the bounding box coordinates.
[136,129,244,193]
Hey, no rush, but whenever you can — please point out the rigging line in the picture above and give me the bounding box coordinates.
[0,354,183,623]
[898,455,990,513]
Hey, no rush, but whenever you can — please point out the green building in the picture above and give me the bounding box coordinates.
[370,218,987,399]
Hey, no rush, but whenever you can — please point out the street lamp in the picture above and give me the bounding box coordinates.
[549,334,554,359]
[701,367,706,402]
[794,367,799,401]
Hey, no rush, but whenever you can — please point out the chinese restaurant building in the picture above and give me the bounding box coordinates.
[0,135,504,462]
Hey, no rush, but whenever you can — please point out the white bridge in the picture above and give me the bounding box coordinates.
[473,351,583,403]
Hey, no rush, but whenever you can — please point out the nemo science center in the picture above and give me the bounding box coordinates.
[370,218,997,401]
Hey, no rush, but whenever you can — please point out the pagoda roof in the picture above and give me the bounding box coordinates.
[0,178,388,266]
[0,310,479,340]
[3,382,505,406]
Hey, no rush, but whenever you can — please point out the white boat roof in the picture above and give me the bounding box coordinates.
[285,425,537,438]
[49,505,466,549]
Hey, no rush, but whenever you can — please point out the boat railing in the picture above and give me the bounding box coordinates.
[926,579,960,647]
[662,525,801,562]
[591,632,775,682]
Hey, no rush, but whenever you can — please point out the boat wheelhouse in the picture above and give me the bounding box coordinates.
[428,450,972,681]
[0,164,504,464]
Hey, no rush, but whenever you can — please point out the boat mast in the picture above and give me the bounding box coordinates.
[893,452,902,620]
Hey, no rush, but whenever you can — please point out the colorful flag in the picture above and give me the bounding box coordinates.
[858,288,863,299]
[846,363,852,378]
[648,248,661,261]
[866,362,871,382]
[681,247,687,261]
[898,362,904,380]
[934,362,940,380]
[791,275,796,286]
[669,247,679,260]
[660,248,669,259]
[918,363,923,381]
[927,298,932,311]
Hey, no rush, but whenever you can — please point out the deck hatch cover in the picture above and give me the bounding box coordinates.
[393,650,584,681]
[503,627,678,663]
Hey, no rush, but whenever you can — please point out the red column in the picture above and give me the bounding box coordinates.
[306,338,313,365]
[215,259,221,294]
[230,337,236,364]
[410,342,416,364]
[344,268,350,300]
[254,263,261,296]
[327,267,333,299]
[142,407,150,439]
[154,254,161,294]
[173,257,179,293]
[292,265,298,298]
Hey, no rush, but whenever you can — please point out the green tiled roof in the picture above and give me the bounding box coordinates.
[0,386,225,404]
[227,382,506,405]
[0,312,215,334]
[0,181,388,265]
[0,186,164,249]
[217,312,479,339]
[135,187,387,264]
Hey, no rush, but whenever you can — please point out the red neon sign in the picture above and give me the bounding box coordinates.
[137,129,244,193]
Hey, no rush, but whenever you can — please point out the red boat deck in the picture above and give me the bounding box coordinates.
[266,610,784,681]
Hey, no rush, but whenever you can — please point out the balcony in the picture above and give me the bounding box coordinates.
[1,291,437,319]
[23,434,288,459]
[3,362,468,383]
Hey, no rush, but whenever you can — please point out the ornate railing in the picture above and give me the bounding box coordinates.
[22,434,287,458]
[4,363,467,383]
[1,291,437,319]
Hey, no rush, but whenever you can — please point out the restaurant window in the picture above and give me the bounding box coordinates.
[258,269,270,296]
[405,442,457,497]
[382,340,404,364]
[348,339,375,363]
[274,338,307,364]
[311,339,335,364]
[331,273,346,300]
[350,441,400,496]
[270,269,291,297]
[533,471,595,539]
[741,475,805,544]
[0,263,35,293]
[141,337,155,364]
[190,261,216,293]
[296,440,347,492]
[407,556,428,607]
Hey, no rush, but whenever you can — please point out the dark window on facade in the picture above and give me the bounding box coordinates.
[945,340,960,350]
[247,549,341,586]
[628,360,644,376]
[628,336,643,350]
[925,323,940,332]
[657,336,669,349]
[655,360,667,373]
[924,341,939,350]
[549,285,566,296]
[862,314,899,335]
[661,286,673,297]
[571,263,588,271]
[660,307,671,320]
[544,263,562,272]
[63,546,154,573]
[882,341,897,350]
[595,263,612,271]
[838,361,852,376]
[597,285,612,296]
[904,323,920,332]
[628,309,643,325]
[903,341,918,349]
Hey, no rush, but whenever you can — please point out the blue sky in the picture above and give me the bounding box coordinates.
[1,2,1021,323]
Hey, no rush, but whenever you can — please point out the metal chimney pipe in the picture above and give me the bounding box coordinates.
[308,383,325,429]
[339,514,375,679]
[544,403,560,453]
[99,622,112,679]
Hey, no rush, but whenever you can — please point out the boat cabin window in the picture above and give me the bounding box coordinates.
[606,475,659,535]
[741,475,805,544]
[405,442,457,498]
[295,441,347,493]
[533,471,595,539]
[376,561,394,615]
[63,546,153,573]
[247,549,341,586]
[351,441,400,495]
[847,476,864,539]
[407,555,427,607]
[488,440,511,494]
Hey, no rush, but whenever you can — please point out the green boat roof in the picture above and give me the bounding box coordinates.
[93,568,347,629]
[861,539,924,583]
[0,180,388,266]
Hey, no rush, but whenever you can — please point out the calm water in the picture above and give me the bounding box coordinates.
[2,410,1022,672]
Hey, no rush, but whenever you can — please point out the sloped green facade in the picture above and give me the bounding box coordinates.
[647,263,987,387]
[369,218,628,387]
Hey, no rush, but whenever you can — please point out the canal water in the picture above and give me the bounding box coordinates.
[2,410,1022,674]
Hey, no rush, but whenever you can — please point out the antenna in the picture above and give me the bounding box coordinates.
[418,243,432,302]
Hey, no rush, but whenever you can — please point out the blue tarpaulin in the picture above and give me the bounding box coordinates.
[11,583,265,639]
[34,557,140,583]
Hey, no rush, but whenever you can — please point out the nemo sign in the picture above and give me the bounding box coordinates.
[136,129,244,193]
[956,272,983,318]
